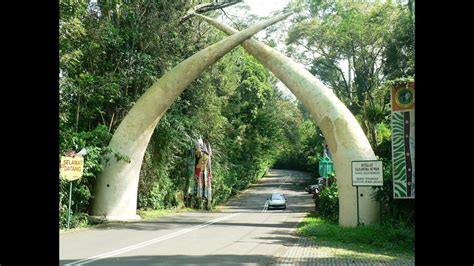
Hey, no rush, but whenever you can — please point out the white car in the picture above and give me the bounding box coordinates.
[267,193,287,210]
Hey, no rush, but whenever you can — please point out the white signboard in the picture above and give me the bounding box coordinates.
[352,160,383,186]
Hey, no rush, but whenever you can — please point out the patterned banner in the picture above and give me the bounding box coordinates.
[187,142,195,194]
[205,141,213,203]
[191,138,213,208]
[391,82,415,199]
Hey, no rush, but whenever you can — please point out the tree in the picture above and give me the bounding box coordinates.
[286,0,412,148]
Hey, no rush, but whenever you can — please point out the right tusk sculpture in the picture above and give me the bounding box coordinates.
[196,14,379,227]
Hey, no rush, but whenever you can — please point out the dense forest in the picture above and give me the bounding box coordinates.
[60,0,414,229]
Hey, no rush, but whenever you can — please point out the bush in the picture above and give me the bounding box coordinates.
[60,209,89,229]
[59,125,112,229]
[316,182,339,221]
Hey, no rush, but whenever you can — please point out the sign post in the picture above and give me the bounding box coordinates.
[352,160,383,226]
[60,155,84,229]
[326,163,328,187]
[67,182,73,228]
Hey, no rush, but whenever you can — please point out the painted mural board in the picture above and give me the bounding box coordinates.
[391,82,415,199]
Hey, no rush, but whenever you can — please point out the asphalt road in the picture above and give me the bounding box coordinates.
[60,169,315,265]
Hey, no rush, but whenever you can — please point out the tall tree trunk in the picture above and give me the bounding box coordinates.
[348,56,352,103]
[369,123,377,149]
[75,95,80,132]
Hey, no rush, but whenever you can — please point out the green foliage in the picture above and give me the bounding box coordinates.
[273,103,324,174]
[383,8,415,80]
[287,0,414,148]
[138,182,168,210]
[316,182,339,221]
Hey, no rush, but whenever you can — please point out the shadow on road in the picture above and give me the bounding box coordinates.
[60,254,275,265]
[60,253,413,266]
[92,219,299,231]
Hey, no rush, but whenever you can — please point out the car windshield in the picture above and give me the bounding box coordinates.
[271,194,283,200]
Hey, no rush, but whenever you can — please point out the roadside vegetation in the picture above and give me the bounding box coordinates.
[60,207,197,233]
[137,208,196,220]
[298,213,414,260]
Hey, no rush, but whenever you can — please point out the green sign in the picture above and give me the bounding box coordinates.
[318,156,334,177]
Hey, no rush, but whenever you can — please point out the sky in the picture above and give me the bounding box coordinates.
[243,0,290,16]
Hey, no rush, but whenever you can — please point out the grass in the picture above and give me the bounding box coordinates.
[298,212,414,261]
[60,219,96,233]
[137,207,195,219]
[60,207,196,233]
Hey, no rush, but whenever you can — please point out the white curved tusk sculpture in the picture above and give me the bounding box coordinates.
[196,14,379,227]
[91,11,294,221]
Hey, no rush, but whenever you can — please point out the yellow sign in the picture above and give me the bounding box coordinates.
[60,156,84,181]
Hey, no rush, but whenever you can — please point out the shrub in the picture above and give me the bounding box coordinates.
[59,125,112,229]
[316,182,339,221]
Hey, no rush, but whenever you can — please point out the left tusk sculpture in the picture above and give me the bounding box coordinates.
[91,11,293,221]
